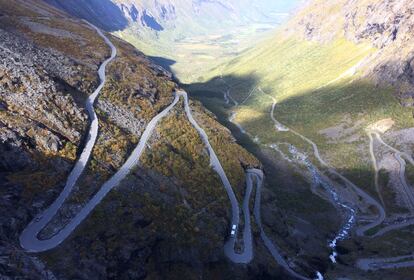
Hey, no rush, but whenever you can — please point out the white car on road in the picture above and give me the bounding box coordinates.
[230,224,237,237]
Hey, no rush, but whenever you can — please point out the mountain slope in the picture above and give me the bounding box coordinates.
[44,0,299,33]
[43,0,302,83]
[0,1,288,279]
[188,0,414,279]
[283,0,414,95]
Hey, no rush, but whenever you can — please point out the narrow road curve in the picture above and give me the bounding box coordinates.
[18,26,252,260]
[357,254,414,271]
[21,86,241,253]
[263,89,289,132]
[216,83,314,272]
[372,131,414,210]
[20,22,117,252]
[20,92,181,252]
[373,132,414,165]
[367,132,385,206]
[357,130,414,270]
[395,153,414,210]
[219,75,255,136]
[261,89,385,236]
[289,119,385,237]
[371,217,414,238]
[179,91,246,262]
[19,28,318,277]
[20,59,253,259]
[283,117,384,237]
[223,170,254,263]
[251,169,310,280]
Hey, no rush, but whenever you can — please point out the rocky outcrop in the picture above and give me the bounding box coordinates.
[43,0,293,34]
[284,0,414,97]
[343,0,414,48]
[0,28,88,146]
[44,0,129,32]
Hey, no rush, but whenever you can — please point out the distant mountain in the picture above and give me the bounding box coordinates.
[283,0,414,95]
[44,0,129,31]
[44,0,300,33]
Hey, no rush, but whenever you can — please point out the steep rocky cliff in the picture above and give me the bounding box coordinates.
[44,0,297,33]
[284,0,414,98]
[0,1,270,279]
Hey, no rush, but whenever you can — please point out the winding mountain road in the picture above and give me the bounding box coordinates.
[367,132,385,206]
[288,126,378,224]
[265,92,385,236]
[18,26,254,262]
[251,168,310,280]
[220,76,257,136]
[20,24,324,279]
[264,91,289,132]
[372,131,414,210]
[20,22,117,252]
[371,217,414,238]
[293,122,385,238]
[357,254,414,271]
[179,91,247,262]
[260,88,385,237]
[357,130,414,270]
[224,170,255,263]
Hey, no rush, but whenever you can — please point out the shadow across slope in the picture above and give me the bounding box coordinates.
[44,0,128,32]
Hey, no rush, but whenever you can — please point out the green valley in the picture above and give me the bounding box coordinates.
[2,0,414,279]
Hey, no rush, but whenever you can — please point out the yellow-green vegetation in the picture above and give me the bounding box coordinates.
[2,100,84,153]
[102,37,176,119]
[141,99,259,206]
[378,169,410,214]
[59,141,77,161]
[189,99,261,199]
[0,2,109,64]
[405,161,414,188]
[50,113,138,214]
[0,0,111,93]
[116,23,276,84]
[189,33,413,197]
[91,112,138,173]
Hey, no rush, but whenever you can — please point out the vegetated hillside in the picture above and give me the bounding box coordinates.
[188,0,414,279]
[43,0,302,83]
[284,0,414,97]
[44,0,299,33]
[0,1,283,279]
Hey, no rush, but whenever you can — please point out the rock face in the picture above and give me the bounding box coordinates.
[285,0,414,96]
[44,0,299,33]
[0,28,87,146]
[0,0,264,279]
[44,0,129,32]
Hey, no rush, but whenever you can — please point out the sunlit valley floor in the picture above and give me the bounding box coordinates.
[116,21,286,84]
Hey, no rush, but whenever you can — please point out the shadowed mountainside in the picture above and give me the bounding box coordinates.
[44,0,129,31]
